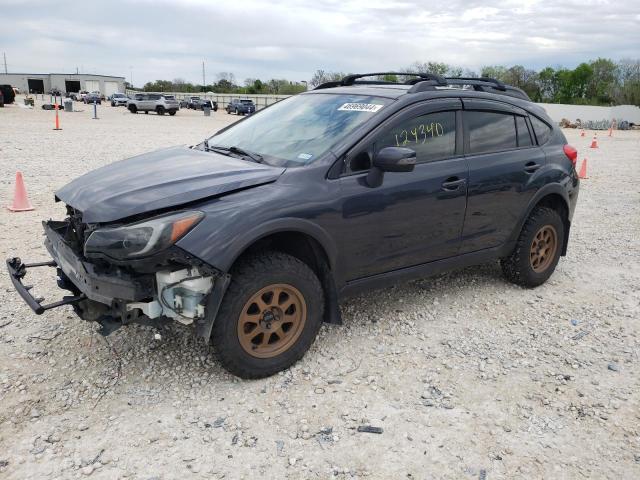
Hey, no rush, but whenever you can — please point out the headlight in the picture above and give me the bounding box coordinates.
[84,211,203,260]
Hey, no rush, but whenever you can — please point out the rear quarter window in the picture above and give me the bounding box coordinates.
[530,116,552,145]
[516,116,533,147]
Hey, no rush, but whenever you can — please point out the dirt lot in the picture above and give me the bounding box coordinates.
[1,98,639,479]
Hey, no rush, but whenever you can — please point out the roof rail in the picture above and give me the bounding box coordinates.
[408,77,530,100]
[314,72,447,90]
[312,72,530,101]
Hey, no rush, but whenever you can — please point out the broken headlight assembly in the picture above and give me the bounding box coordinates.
[84,211,203,260]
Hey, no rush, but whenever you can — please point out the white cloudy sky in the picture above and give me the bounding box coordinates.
[1,0,639,85]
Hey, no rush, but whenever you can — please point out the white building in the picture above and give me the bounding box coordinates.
[0,73,126,96]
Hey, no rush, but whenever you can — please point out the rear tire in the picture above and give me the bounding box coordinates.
[501,207,564,288]
[211,252,324,379]
[156,106,165,115]
[168,109,176,116]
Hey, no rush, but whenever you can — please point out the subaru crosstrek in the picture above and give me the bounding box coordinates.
[7,73,579,378]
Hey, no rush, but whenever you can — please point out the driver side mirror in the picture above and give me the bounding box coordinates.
[366,147,416,188]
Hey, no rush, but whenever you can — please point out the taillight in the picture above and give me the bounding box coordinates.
[563,144,578,166]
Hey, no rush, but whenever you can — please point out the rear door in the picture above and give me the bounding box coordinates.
[336,98,469,279]
[459,99,545,253]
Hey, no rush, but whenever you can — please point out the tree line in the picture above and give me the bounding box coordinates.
[141,72,306,95]
[137,58,639,106]
[310,58,640,106]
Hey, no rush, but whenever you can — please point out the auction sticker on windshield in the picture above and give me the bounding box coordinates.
[338,103,384,113]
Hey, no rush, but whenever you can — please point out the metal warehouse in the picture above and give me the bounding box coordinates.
[0,73,125,96]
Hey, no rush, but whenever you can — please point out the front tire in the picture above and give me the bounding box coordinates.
[211,252,324,379]
[156,106,165,115]
[501,207,564,288]
[128,104,137,114]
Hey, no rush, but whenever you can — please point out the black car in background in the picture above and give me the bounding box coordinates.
[0,84,15,105]
[7,72,579,379]
[192,98,218,111]
[83,92,102,104]
[226,98,255,115]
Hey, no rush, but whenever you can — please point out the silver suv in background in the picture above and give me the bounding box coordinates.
[110,93,129,107]
[127,93,179,115]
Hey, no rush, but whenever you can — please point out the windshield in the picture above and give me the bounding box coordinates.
[208,93,391,167]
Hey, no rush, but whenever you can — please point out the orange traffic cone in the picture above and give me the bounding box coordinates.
[7,171,35,212]
[590,135,598,148]
[53,103,62,131]
[578,159,588,179]
[580,130,585,137]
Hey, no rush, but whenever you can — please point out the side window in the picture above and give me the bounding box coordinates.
[530,116,552,145]
[376,111,456,163]
[466,111,517,154]
[134,94,143,100]
[149,94,160,100]
[516,116,533,147]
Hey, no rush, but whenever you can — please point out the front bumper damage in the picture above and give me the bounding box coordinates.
[7,220,230,338]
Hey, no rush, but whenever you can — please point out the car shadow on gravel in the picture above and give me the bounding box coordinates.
[69,261,506,387]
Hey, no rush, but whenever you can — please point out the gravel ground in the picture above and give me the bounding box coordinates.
[1,97,639,479]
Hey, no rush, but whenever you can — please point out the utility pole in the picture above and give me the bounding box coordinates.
[202,61,206,91]
[3,52,7,74]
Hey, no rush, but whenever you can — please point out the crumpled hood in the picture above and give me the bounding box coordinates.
[55,146,285,223]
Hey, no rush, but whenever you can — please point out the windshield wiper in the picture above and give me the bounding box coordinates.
[208,144,263,163]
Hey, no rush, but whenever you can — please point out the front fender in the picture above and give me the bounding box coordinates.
[220,217,338,273]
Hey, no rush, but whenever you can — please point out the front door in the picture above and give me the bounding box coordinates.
[335,99,469,280]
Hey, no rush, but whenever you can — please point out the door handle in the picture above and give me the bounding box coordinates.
[524,162,541,173]
[441,177,466,191]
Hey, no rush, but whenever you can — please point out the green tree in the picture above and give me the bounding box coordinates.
[587,58,617,103]
[537,67,557,102]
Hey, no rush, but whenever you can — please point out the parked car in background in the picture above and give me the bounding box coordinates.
[73,91,89,101]
[192,98,218,111]
[0,84,15,104]
[127,93,179,115]
[110,93,129,107]
[84,92,102,104]
[226,98,255,115]
[185,96,201,109]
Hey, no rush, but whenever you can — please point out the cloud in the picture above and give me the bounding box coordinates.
[0,0,638,85]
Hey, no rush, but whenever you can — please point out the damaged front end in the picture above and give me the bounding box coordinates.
[7,208,229,339]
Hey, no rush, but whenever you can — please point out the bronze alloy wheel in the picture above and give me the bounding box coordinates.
[238,283,307,358]
[530,225,558,273]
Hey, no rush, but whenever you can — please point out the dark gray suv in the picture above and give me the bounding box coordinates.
[7,73,579,378]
